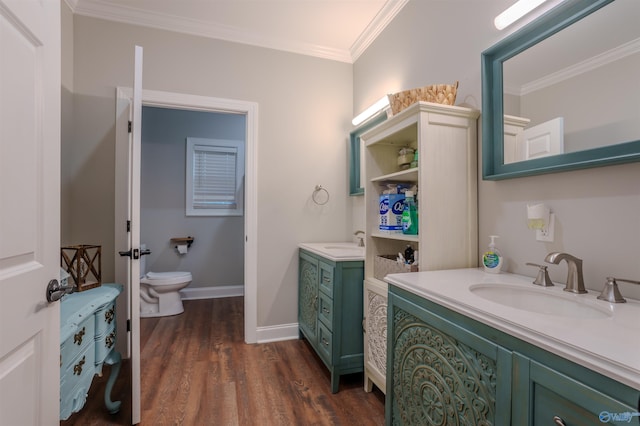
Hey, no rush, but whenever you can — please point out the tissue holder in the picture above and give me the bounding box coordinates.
[171,237,194,255]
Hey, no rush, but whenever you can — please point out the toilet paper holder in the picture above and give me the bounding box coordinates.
[171,237,194,249]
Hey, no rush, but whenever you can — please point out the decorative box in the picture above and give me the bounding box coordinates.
[61,245,102,292]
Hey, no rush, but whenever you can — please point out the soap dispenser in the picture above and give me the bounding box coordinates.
[482,235,503,274]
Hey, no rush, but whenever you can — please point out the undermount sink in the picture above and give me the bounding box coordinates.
[469,283,612,319]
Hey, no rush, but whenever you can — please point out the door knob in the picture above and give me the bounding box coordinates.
[46,279,73,303]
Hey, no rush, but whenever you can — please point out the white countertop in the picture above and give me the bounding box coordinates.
[385,268,640,391]
[299,242,365,262]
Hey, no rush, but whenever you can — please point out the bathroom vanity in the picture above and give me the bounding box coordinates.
[298,243,364,393]
[60,284,123,420]
[385,269,640,425]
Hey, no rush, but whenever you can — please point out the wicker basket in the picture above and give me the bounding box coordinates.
[388,81,458,115]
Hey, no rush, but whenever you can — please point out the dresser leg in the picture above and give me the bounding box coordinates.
[104,350,122,414]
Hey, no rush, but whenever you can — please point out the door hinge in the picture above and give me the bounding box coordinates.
[128,121,132,133]
[126,220,131,232]
[127,319,131,332]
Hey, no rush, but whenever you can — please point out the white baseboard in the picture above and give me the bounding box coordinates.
[179,286,299,343]
[180,285,244,300]
[256,323,300,343]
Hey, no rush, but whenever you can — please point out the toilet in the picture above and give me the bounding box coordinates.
[139,247,192,318]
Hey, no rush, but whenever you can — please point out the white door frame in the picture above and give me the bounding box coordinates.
[115,88,259,345]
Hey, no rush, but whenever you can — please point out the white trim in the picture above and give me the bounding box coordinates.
[116,87,259,344]
[350,0,409,62]
[68,0,407,63]
[256,323,300,344]
[180,285,244,300]
[519,38,640,96]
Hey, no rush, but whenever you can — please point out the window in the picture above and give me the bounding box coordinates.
[186,137,244,216]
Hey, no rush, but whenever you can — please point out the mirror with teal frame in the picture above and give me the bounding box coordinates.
[482,0,640,180]
[349,114,387,195]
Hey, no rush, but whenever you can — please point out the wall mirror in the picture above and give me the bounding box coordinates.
[482,0,640,180]
[349,114,387,195]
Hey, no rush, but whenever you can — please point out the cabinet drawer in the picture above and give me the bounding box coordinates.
[95,326,116,364]
[60,318,95,371]
[60,343,96,403]
[530,360,634,426]
[317,321,333,364]
[319,262,334,297]
[318,292,333,330]
[96,302,116,335]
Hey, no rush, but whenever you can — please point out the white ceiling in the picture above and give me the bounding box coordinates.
[68,0,409,63]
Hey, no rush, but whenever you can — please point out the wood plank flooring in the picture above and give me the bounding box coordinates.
[61,297,385,425]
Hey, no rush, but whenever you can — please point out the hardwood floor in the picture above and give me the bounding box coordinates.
[61,297,385,425]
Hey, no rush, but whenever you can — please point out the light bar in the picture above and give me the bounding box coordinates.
[494,0,548,30]
[352,96,390,126]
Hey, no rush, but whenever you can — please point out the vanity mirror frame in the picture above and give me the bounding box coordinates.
[481,0,640,180]
[349,114,387,195]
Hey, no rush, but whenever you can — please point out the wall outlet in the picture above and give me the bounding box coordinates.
[536,212,555,242]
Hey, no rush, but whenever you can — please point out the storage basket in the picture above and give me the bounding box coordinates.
[388,81,458,115]
[373,254,419,281]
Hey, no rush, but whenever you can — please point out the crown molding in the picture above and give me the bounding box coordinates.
[70,0,406,63]
[518,37,640,96]
[350,0,409,62]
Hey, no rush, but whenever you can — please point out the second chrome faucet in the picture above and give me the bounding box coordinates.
[545,252,587,294]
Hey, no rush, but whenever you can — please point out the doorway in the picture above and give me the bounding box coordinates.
[115,88,258,346]
[139,106,246,300]
[115,88,258,423]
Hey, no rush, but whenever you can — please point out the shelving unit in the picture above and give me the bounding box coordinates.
[361,101,480,394]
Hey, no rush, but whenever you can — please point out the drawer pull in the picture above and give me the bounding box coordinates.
[553,416,566,426]
[105,307,115,324]
[323,277,331,282]
[105,331,116,349]
[73,356,86,376]
[322,307,330,314]
[322,337,329,347]
[73,327,85,345]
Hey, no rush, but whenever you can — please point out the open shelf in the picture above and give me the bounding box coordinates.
[371,232,419,243]
[370,167,418,183]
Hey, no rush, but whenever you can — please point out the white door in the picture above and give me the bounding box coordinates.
[129,45,143,426]
[114,46,143,425]
[0,0,61,424]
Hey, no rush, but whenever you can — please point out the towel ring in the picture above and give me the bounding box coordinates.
[312,185,330,205]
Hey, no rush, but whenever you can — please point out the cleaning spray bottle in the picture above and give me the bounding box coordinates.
[482,235,503,274]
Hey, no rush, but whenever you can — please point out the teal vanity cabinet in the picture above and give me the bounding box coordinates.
[387,285,639,426]
[298,249,364,393]
[60,283,123,420]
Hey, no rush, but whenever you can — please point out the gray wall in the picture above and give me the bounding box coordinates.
[141,106,245,288]
[66,13,353,328]
[353,0,640,300]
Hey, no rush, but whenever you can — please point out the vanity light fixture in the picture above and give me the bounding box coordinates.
[494,0,549,30]
[352,96,390,126]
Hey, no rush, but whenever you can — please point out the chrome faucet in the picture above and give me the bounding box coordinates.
[354,230,365,247]
[544,252,587,294]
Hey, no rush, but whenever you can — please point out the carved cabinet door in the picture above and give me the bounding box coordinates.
[388,290,513,426]
[364,279,388,394]
[298,252,319,344]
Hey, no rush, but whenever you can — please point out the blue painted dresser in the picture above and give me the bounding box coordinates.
[60,283,123,420]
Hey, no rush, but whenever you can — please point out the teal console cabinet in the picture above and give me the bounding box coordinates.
[298,249,364,393]
[60,283,123,420]
[387,285,639,426]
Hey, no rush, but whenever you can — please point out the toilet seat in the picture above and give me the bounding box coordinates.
[142,271,192,286]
